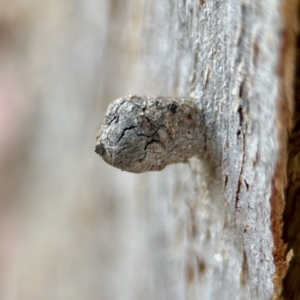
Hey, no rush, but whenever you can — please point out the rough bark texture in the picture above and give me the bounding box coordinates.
[100,0,295,299]
[1,0,299,299]
[95,96,205,173]
[93,0,297,299]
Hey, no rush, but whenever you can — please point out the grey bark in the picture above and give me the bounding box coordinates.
[95,96,205,173]
[95,0,287,299]
[3,0,295,299]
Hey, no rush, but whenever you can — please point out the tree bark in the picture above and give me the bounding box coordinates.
[100,0,298,299]
[3,0,299,299]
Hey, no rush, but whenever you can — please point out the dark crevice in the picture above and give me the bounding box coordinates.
[167,103,178,114]
[252,35,260,66]
[239,80,246,99]
[116,126,137,144]
[170,144,180,153]
[224,175,228,188]
[144,139,161,151]
[105,100,125,125]
[204,68,211,88]
[281,2,300,299]
[119,145,134,152]
[136,133,151,138]
[106,115,119,125]
[235,133,246,210]
[235,179,242,209]
[244,179,249,191]
[134,152,147,163]
[240,251,248,285]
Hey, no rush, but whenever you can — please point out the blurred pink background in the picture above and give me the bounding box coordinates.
[0,1,189,299]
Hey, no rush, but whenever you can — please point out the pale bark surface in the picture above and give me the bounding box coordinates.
[0,0,296,300]
[95,96,205,173]
[142,1,281,299]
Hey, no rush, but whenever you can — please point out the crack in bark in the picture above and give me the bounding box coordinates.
[95,95,205,173]
[116,125,137,144]
[144,139,161,151]
[235,133,246,216]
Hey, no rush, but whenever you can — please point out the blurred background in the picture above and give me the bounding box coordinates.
[0,1,199,299]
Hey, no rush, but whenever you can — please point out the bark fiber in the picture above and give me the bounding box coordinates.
[5,0,299,299]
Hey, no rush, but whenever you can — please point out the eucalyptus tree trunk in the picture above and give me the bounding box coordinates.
[3,0,299,299]
[103,0,298,299]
